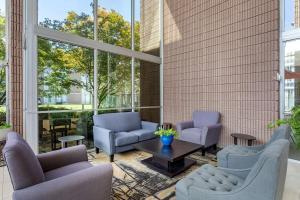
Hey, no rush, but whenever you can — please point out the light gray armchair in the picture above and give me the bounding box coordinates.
[3,132,113,200]
[176,139,290,200]
[176,111,222,156]
[93,112,158,162]
[217,125,291,169]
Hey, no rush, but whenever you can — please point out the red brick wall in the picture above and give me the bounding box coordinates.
[9,0,23,134]
[163,0,280,146]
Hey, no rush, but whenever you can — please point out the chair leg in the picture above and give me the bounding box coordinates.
[95,147,100,154]
[213,144,217,150]
[202,149,206,156]
[110,155,114,162]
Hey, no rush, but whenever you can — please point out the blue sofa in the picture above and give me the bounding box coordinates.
[93,112,159,161]
[217,125,291,169]
[176,139,289,200]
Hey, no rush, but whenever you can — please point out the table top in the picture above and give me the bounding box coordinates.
[231,133,256,140]
[134,138,202,162]
[58,135,85,142]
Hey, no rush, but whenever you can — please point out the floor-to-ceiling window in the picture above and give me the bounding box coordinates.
[0,0,8,127]
[25,0,162,152]
[282,0,300,160]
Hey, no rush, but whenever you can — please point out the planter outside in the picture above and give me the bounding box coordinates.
[0,128,11,141]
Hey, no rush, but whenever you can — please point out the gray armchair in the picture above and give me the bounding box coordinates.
[217,125,291,169]
[176,139,289,200]
[176,111,222,155]
[3,132,113,200]
[93,112,158,162]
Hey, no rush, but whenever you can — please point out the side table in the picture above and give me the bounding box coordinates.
[58,135,85,148]
[231,133,256,146]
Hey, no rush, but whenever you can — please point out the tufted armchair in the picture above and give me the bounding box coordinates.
[176,139,289,200]
[217,125,291,169]
[176,111,222,156]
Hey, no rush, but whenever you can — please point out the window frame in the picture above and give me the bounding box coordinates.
[24,0,163,152]
[280,0,300,117]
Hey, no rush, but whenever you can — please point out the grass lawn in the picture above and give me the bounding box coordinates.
[38,104,93,111]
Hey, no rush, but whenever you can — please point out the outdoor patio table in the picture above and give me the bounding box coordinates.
[58,135,85,148]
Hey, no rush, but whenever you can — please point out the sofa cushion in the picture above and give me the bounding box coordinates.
[115,132,139,146]
[176,164,244,197]
[45,161,92,181]
[93,112,141,132]
[180,128,207,145]
[192,111,220,128]
[130,129,156,141]
[2,132,45,190]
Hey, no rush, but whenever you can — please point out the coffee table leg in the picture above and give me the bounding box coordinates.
[248,140,252,146]
[61,141,65,148]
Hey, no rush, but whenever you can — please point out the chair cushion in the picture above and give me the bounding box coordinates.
[180,128,207,145]
[176,164,244,197]
[45,161,92,181]
[220,145,259,155]
[192,111,220,128]
[115,132,139,146]
[93,112,141,132]
[2,132,45,190]
[130,129,156,141]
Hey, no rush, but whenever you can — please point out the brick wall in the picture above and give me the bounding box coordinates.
[9,0,23,134]
[163,0,280,146]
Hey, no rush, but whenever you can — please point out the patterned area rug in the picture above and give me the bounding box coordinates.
[88,149,218,200]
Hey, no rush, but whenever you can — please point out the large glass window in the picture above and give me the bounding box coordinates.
[0,0,7,126]
[38,0,94,39]
[98,52,132,109]
[284,0,300,31]
[98,0,132,49]
[38,38,94,111]
[26,0,162,152]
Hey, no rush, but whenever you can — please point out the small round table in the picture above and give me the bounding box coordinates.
[231,133,256,146]
[58,135,85,148]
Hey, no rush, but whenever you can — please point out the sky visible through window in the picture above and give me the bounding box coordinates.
[0,0,5,16]
[38,0,140,23]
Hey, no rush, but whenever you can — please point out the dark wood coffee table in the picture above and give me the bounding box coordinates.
[134,138,202,177]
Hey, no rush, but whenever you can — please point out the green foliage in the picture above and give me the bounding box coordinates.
[268,105,300,148]
[38,8,140,108]
[155,128,178,137]
[0,122,10,129]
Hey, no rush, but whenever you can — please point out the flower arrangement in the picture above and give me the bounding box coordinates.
[154,127,178,137]
[155,127,178,145]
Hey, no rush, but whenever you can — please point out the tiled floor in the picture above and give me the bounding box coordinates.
[1,159,300,200]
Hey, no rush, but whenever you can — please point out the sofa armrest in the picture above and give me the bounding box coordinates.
[37,145,88,172]
[217,167,251,179]
[93,126,115,155]
[13,164,113,200]
[176,120,194,132]
[141,121,159,131]
[203,123,222,147]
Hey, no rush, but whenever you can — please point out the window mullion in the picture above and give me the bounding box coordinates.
[131,0,135,112]
[93,0,98,114]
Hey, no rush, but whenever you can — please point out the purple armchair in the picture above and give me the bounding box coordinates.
[2,132,113,200]
[176,111,222,156]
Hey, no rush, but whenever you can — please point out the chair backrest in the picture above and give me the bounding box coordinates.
[243,139,289,200]
[2,132,45,190]
[267,125,291,146]
[93,112,141,132]
[192,111,220,128]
